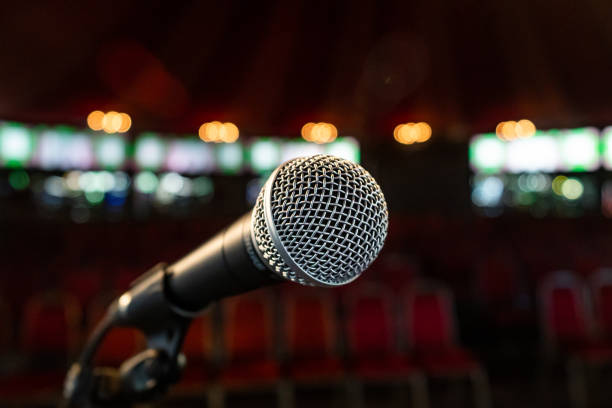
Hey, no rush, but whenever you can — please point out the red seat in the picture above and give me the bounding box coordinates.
[218,290,280,386]
[539,270,592,351]
[345,284,417,380]
[589,268,612,342]
[0,291,82,398]
[283,289,343,381]
[404,283,490,407]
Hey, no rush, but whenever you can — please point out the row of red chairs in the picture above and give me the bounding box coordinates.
[0,282,491,407]
[539,269,612,408]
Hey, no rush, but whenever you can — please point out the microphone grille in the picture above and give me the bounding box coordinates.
[251,155,388,286]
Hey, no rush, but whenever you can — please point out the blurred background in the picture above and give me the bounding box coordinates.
[1,1,612,407]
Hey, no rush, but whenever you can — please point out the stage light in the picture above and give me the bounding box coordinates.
[199,122,239,143]
[561,178,583,200]
[501,121,517,140]
[516,119,536,138]
[469,134,505,173]
[118,113,132,133]
[135,171,159,194]
[394,122,431,144]
[87,111,105,131]
[250,139,281,173]
[160,172,184,195]
[95,134,127,169]
[102,111,123,134]
[560,127,599,172]
[301,122,316,142]
[223,123,239,143]
[216,142,243,174]
[134,134,166,170]
[325,137,360,163]
[44,176,66,197]
[192,176,214,198]
[0,123,34,167]
[415,122,432,142]
[471,176,504,207]
[301,122,337,144]
[8,170,30,190]
[552,175,567,195]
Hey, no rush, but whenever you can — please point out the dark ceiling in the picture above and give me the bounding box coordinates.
[0,0,611,140]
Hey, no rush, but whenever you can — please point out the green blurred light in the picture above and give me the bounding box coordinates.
[192,176,214,197]
[469,134,505,174]
[250,139,281,174]
[216,143,243,174]
[559,128,599,172]
[135,171,159,194]
[96,134,127,169]
[0,123,35,167]
[8,170,30,190]
[134,133,166,171]
[85,190,105,205]
[325,137,360,163]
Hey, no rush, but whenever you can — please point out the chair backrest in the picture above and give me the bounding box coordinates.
[589,268,612,339]
[283,289,338,358]
[345,284,395,356]
[222,290,275,361]
[539,270,591,346]
[404,283,456,351]
[21,291,82,358]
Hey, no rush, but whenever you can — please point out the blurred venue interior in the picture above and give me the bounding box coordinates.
[1,1,612,407]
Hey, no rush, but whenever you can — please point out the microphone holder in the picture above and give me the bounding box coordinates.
[63,264,193,408]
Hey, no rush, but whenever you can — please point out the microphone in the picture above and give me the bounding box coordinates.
[113,154,388,331]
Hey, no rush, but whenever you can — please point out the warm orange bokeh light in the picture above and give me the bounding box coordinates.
[516,119,536,138]
[89,111,132,134]
[301,122,316,142]
[223,122,239,143]
[301,122,337,144]
[118,113,132,133]
[394,122,432,145]
[415,122,432,142]
[87,111,105,131]
[102,111,122,133]
[501,121,517,140]
[496,119,536,141]
[199,121,239,143]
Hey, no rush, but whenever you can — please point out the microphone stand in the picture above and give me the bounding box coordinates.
[62,264,191,408]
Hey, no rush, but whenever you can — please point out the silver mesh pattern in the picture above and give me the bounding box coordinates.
[251,154,388,286]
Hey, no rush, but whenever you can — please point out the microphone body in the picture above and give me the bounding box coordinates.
[114,213,276,330]
[112,155,389,331]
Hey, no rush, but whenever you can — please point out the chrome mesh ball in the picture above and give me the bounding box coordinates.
[251,154,388,286]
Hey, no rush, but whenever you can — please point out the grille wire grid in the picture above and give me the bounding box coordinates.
[251,154,388,286]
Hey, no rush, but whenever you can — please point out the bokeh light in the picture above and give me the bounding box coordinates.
[87,111,105,131]
[496,119,536,141]
[301,122,337,144]
[88,111,132,133]
[561,178,584,200]
[199,122,239,143]
[393,122,432,145]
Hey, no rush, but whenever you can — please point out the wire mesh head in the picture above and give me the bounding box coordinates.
[251,155,388,286]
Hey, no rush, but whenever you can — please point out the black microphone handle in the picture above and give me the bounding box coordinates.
[166,212,277,310]
[114,212,279,331]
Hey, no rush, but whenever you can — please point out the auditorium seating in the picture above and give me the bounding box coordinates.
[213,289,283,408]
[404,282,491,408]
[344,283,428,408]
